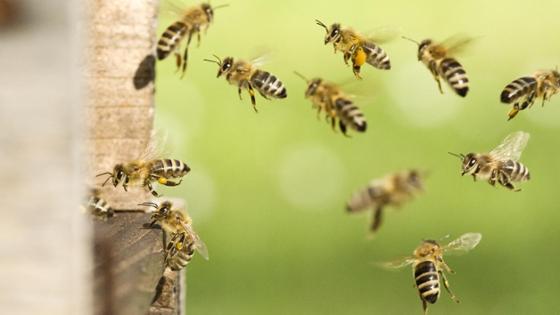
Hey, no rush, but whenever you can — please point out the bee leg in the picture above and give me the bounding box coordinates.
[439,271,460,303]
[180,44,189,79]
[146,182,160,197]
[159,178,183,187]
[352,65,362,79]
[370,207,383,233]
[237,82,243,100]
[339,121,350,137]
[174,47,182,73]
[343,51,351,65]
[421,298,428,315]
[507,104,520,121]
[498,173,519,191]
[247,81,258,112]
[193,25,201,47]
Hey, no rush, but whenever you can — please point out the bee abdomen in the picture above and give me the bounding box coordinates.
[167,245,195,271]
[346,185,383,213]
[362,41,391,70]
[440,58,469,97]
[500,76,537,104]
[156,21,189,60]
[151,159,191,178]
[334,98,367,132]
[250,70,287,99]
[87,196,114,218]
[503,160,530,182]
[415,260,440,304]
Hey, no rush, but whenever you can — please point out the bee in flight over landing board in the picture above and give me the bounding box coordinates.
[82,188,114,220]
[402,35,472,97]
[449,131,530,191]
[294,72,366,136]
[141,200,209,271]
[346,169,424,233]
[156,2,228,77]
[204,54,287,112]
[382,233,482,315]
[315,19,393,79]
[500,68,560,120]
[96,140,190,197]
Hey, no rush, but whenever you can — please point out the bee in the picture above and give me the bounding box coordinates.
[96,159,190,197]
[449,131,530,191]
[500,69,560,120]
[204,55,287,112]
[383,233,482,315]
[141,201,209,271]
[315,20,391,79]
[294,72,366,135]
[83,188,114,220]
[346,169,423,232]
[156,3,228,77]
[403,35,471,97]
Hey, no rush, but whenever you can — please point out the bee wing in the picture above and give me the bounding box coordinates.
[489,131,530,162]
[442,232,482,256]
[249,54,270,68]
[183,223,209,260]
[160,0,188,18]
[364,26,401,44]
[379,256,416,270]
[137,129,170,161]
[437,34,475,56]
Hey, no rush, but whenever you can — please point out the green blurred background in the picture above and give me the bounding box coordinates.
[154,0,560,314]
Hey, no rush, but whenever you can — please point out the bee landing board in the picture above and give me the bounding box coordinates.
[85,0,158,210]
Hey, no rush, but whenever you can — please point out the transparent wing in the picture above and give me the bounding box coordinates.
[184,224,209,260]
[249,53,270,68]
[438,34,475,56]
[364,26,401,44]
[160,0,187,18]
[137,129,170,161]
[379,256,416,270]
[442,232,482,256]
[489,131,530,161]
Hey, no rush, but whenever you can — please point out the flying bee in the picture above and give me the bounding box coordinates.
[294,72,366,135]
[346,169,423,233]
[141,201,209,270]
[500,69,560,120]
[204,54,287,112]
[449,131,530,191]
[156,3,228,77]
[403,35,472,97]
[96,159,190,197]
[316,19,392,79]
[83,188,114,220]
[383,233,482,315]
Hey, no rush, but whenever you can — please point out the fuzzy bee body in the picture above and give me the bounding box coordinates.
[316,20,392,79]
[206,55,287,112]
[156,3,224,77]
[406,36,472,97]
[87,195,114,218]
[97,159,190,197]
[456,131,530,191]
[384,233,482,315]
[500,70,560,120]
[346,170,423,233]
[143,201,209,271]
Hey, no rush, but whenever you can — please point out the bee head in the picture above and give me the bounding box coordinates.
[201,3,213,22]
[406,169,424,190]
[204,55,233,77]
[418,39,432,60]
[461,153,478,176]
[315,19,340,45]
[112,164,127,187]
[146,200,173,222]
[306,78,322,97]
[552,68,560,86]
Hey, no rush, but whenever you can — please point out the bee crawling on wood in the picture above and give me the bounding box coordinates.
[142,200,208,271]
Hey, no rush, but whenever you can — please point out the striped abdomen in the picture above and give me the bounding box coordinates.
[150,159,190,178]
[250,70,287,99]
[502,160,530,182]
[166,234,195,271]
[500,76,537,104]
[414,260,440,304]
[334,98,367,132]
[362,41,391,70]
[439,58,469,97]
[156,21,189,60]
[346,183,385,213]
[87,196,114,218]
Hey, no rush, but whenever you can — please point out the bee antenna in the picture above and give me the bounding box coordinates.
[315,19,328,31]
[401,36,420,45]
[96,172,113,186]
[139,202,158,209]
[203,54,222,65]
[447,152,464,159]
[96,171,112,177]
[293,71,309,83]
[212,3,229,10]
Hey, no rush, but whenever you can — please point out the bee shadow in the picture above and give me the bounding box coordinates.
[133,54,156,90]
